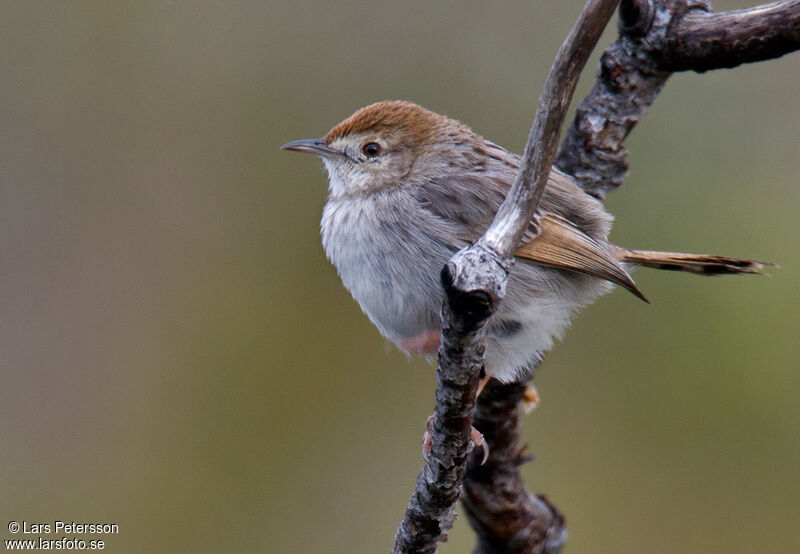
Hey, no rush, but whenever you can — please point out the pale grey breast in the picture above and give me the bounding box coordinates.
[321,189,455,344]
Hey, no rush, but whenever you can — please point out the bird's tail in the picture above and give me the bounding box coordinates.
[514,215,772,303]
[619,249,771,276]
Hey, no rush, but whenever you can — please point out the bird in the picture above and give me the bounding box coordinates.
[282,100,766,386]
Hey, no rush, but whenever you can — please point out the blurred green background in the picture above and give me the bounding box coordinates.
[1,1,798,552]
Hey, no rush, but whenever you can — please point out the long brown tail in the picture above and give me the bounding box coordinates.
[619,249,770,276]
[514,215,770,303]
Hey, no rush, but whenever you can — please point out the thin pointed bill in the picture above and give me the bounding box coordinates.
[280,138,345,159]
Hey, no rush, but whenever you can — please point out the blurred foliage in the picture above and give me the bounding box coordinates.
[0,1,798,552]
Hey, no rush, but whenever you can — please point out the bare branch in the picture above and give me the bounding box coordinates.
[665,0,800,72]
[460,1,799,550]
[391,0,800,551]
[557,0,800,198]
[391,1,620,552]
[462,379,567,554]
[390,286,493,554]
[485,0,622,257]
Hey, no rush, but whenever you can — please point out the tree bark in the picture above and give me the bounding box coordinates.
[557,0,800,198]
[462,378,566,554]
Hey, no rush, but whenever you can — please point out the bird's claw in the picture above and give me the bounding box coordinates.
[421,415,435,462]
[470,426,489,465]
[421,417,489,465]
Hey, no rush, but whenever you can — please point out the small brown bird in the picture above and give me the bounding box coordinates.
[283,101,766,384]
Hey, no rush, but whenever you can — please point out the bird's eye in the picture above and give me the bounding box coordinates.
[362,142,382,157]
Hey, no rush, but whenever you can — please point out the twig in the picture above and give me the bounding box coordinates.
[484,0,623,256]
[390,1,620,552]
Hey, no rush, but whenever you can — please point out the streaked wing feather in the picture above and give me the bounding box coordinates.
[516,215,648,302]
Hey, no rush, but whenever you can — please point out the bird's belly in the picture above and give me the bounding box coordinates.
[485,265,614,382]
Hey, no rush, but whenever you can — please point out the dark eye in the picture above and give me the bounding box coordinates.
[362,142,381,157]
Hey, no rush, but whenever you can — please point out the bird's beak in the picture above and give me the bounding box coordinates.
[280,138,345,159]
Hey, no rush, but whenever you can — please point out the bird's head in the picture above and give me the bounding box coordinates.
[282,101,479,197]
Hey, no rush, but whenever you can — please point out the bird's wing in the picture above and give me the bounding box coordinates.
[413,169,645,300]
[515,214,647,302]
[413,173,502,243]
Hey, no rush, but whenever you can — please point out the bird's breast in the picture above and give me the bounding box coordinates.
[320,190,454,343]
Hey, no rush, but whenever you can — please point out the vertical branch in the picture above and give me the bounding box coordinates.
[391,295,493,554]
[391,1,620,552]
[463,379,566,554]
[463,1,800,552]
[485,0,623,255]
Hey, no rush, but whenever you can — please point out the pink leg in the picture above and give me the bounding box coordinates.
[476,374,490,397]
[414,336,491,464]
[421,415,489,465]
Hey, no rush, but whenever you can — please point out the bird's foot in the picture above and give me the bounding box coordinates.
[421,415,435,461]
[522,383,539,414]
[470,425,489,464]
[421,415,489,465]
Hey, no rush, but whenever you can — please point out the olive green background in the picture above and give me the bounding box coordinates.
[1,1,798,552]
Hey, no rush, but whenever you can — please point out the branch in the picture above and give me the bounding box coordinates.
[462,379,567,554]
[393,1,800,551]
[557,0,800,198]
[485,0,622,256]
[665,0,800,72]
[390,285,494,554]
[391,1,620,552]
[390,1,799,552]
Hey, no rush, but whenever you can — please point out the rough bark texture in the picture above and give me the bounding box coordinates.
[557,0,800,198]
[664,0,800,72]
[392,1,800,552]
[462,378,566,554]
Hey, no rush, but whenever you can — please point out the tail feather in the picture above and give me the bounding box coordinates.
[620,249,771,276]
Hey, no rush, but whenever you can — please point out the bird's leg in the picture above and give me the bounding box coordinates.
[398,330,440,356]
[468,373,491,463]
[422,373,492,465]
[469,426,489,465]
[421,415,489,465]
[421,414,435,461]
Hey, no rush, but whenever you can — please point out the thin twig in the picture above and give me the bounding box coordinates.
[485,0,622,257]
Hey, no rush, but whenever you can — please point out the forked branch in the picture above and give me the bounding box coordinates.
[390,0,620,552]
[557,0,800,198]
